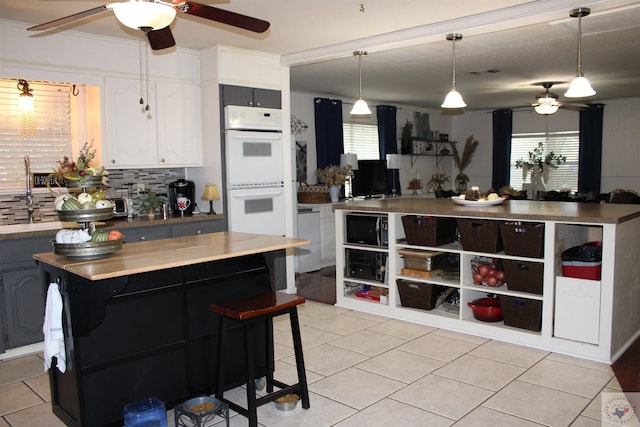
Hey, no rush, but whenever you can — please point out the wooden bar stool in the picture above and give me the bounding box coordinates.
[209,291,310,427]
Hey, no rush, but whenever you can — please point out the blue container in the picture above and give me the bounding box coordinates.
[124,397,167,427]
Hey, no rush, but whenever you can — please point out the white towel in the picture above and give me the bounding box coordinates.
[43,283,66,373]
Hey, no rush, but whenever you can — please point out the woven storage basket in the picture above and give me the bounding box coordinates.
[402,216,458,247]
[499,295,542,331]
[499,222,545,258]
[456,219,503,253]
[297,181,330,203]
[502,259,544,295]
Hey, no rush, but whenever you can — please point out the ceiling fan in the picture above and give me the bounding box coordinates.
[27,0,270,50]
[530,82,589,115]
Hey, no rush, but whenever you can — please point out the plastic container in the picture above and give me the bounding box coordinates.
[561,241,602,280]
[124,397,167,427]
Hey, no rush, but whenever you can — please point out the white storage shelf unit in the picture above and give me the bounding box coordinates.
[335,205,640,364]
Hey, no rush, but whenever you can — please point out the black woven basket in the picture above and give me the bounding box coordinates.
[502,260,544,295]
[499,295,542,331]
[396,279,449,311]
[457,219,503,253]
[499,222,545,258]
[402,216,458,247]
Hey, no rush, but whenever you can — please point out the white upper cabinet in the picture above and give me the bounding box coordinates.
[156,81,202,167]
[105,77,157,168]
[105,77,202,168]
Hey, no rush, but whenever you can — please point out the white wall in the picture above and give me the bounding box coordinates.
[293,90,640,195]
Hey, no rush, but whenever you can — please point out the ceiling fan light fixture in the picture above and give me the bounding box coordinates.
[350,50,372,117]
[442,33,466,109]
[109,1,176,31]
[565,7,596,98]
[17,79,34,111]
[534,102,560,115]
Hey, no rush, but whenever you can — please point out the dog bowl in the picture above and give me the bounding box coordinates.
[274,394,300,412]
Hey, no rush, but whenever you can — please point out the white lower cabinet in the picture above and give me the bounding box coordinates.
[335,208,635,363]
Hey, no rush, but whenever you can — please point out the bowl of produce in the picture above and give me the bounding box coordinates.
[55,193,115,222]
[52,229,123,259]
[471,257,505,288]
[467,296,503,322]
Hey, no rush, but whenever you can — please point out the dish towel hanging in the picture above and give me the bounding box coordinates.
[43,282,66,373]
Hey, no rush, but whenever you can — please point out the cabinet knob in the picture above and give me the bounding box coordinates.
[196,230,201,234]
[248,101,254,106]
[255,102,261,107]
[111,159,116,164]
[140,236,146,240]
[160,158,165,163]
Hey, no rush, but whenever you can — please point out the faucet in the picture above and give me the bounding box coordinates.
[24,155,34,223]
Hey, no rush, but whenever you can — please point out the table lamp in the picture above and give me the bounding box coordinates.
[201,184,220,215]
[386,154,402,196]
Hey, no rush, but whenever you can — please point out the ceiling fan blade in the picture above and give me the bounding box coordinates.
[145,26,176,50]
[177,1,270,33]
[27,6,109,31]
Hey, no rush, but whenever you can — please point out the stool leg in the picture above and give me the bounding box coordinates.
[290,308,310,409]
[243,321,258,427]
[215,316,227,400]
[265,316,275,393]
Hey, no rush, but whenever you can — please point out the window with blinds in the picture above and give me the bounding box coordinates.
[343,123,379,160]
[510,131,579,192]
[0,79,75,191]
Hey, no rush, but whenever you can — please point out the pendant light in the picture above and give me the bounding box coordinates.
[350,50,372,117]
[441,33,467,109]
[564,7,596,98]
[109,1,177,31]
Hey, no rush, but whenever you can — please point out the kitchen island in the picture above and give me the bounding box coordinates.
[333,197,640,364]
[33,231,309,427]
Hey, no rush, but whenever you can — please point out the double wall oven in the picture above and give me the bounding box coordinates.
[224,105,285,236]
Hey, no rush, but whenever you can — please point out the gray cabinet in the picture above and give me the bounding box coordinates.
[0,235,52,351]
[221,84,281,109]
[171,219,224,237]
[122,225,171,242]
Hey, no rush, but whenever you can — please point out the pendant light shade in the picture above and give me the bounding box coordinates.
[350,50,372,117]
[109,1,177,30]
[442,33,466,109]
[565,7,596,98]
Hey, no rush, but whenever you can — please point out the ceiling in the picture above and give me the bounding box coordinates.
[2,0,640,111]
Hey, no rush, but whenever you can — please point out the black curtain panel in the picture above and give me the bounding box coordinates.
[377,105,398,195]
[492,109,513,190]
[578,103,605,195]
[314,97,344,170]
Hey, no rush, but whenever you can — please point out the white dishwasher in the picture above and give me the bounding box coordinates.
[296,208,322,272]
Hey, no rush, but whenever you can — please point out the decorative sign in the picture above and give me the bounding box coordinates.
[32,173,60,188]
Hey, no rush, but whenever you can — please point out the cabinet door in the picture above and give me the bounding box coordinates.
[320,206,336,263]
[2,267,45,349]
[123,225,171,242]
[105,77,157,168]
[156,81,202,167]
[171,220,224,237]
[253,88,281,109]
[221,84,254,107]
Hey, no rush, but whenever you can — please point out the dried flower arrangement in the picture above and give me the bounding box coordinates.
[316,164,352,186]
[450,135,479,183]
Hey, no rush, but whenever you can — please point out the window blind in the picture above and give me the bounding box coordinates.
[0,79,73,190]
[343,123,379,160]
[510,131,579,193]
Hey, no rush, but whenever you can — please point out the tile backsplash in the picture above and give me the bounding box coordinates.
[1,168,185,225]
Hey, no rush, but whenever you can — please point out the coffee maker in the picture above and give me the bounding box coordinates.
[168,179,195,215]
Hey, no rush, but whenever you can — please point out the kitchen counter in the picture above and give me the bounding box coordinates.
[332,197,640,224]
[36,232,309,427]
[0,213,223,240]
[34,231,308,280]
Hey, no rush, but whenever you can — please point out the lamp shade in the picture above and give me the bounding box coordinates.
[350,99,372,116]
[386,154,402,170]
[201,184,220,201]
[441,89,467,109]
[564,76,596,98]
[340,153,359,170]
[110,1,177,30]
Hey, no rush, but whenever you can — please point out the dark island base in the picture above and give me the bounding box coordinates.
[41,251,283,427]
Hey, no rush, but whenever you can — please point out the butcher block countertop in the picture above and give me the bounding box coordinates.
[333,197,640,224]
[33,232,309,281]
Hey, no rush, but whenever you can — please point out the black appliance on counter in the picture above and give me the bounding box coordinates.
[168,179,195,215]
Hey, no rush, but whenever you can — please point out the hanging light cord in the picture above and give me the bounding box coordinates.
[357,52,364,99]
[575,11,583,77]
[450,36,458,90]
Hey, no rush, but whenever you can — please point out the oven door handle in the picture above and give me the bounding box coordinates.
[231,188,284,198]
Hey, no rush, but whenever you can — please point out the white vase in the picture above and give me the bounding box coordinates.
[329,185,341,202]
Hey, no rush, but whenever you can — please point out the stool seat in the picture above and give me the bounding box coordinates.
[209,291,310,427]
[209,291,305,320]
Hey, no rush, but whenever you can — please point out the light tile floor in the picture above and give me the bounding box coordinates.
[0,300,630,426]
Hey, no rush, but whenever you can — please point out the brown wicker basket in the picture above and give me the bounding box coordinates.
[297,181,330,203]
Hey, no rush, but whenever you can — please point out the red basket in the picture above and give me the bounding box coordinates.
[499,222,545,258]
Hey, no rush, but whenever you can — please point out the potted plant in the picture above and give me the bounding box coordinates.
[515,141,566,197]
[137,189,161,218]
[450,135,479,192]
